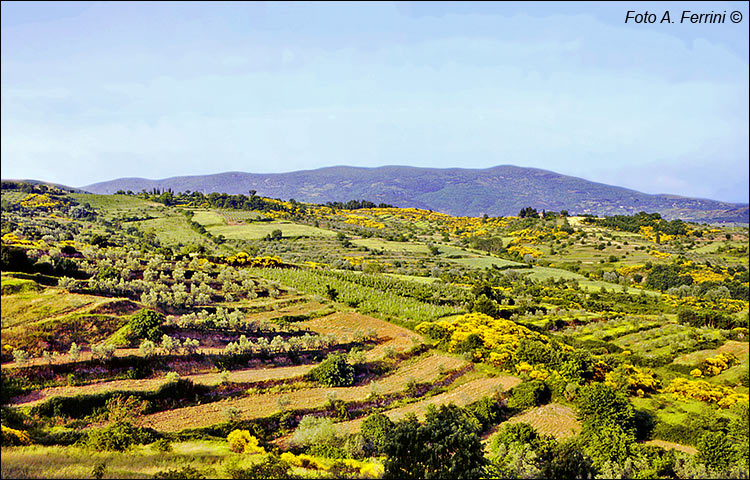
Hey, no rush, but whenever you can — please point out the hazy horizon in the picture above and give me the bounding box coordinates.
[2,1,748,203]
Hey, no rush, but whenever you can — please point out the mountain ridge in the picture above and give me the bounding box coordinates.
[79,165,749,223]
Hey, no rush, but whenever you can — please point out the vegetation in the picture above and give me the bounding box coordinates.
[1,182,747,479]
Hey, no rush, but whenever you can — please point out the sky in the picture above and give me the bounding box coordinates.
[1,1,748,203]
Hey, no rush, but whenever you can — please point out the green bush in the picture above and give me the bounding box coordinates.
[152,438,173,452]
[490,422,540,453]
[307,443,348,459]
[360,413,394,454]
[86,421,156,451]
[697,432,735,471]
[127,309,165,342]
[508,380,551,409]
[290,415,339,448]
[309,353,354,387]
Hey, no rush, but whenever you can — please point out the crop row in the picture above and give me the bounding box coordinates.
[248,268,464,324]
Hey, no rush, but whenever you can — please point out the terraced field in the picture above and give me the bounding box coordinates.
[502,403,581,439]
[298,312,422,360]
[10,364,318,408]
[141,352,470,432]
[332,374,521,436]
[1,289,108,329]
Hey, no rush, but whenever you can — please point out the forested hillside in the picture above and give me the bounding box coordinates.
[80,165,750,224]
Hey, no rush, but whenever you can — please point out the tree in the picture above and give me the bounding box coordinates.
[227,430,266,454]
[490,422,539,452]
[361,413,395,454]
[697,432,735,471]
[508,380,551,409]
[383,405,487,479]
[309,353,354,387]
[536,438,594,479]
[576,383,635,433]
[12,349,30,366]
[68,342,81,361]
[127,309,165,342]
[290,415,339,448]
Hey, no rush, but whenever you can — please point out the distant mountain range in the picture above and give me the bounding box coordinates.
[80,165,748,223]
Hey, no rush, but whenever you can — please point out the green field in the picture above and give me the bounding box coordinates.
[207,221,337,240]
[353,238,430,254]
[191,210,226,227]
[136,215,219,247]
[69,193,158,212]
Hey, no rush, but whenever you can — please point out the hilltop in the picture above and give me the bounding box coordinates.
[81,165,749,224]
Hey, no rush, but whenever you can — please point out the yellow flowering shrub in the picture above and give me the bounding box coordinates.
[1,426,32,446]
[699,353,737,377]
[663,378,749,408]
[604,364,660,395]
[227,430,265,454]
[416,313,549,367]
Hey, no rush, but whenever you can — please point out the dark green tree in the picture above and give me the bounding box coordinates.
[309,353,354,387]
[126,309,165,342]
[361,413,395,454]
[383,405,487,479]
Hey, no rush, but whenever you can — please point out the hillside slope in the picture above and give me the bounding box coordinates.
[81,165,748,223]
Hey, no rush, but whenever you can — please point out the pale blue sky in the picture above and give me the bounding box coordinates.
[1,1,748,202]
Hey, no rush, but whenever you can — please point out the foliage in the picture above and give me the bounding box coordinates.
[604,363,660,395]
[576,383,635,432]
[225,454,292,479]
[127,309,165,342]
[227,429,266,454]
[1,426,32,446]
[85,421,155,451]
[383,404,486,479]
[291,415,339,448]
[360,413,395,454]
[309,353,355,387]
[490,422,540,452]
[508,380,551,409]
[535,438,594,480]
[663,378,749,408]
[697,432,735,471]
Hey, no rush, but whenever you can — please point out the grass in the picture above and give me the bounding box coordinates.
[191,210,226,227]
[11,365,319,409]
[631,394,711,427]
[140,352,474,432]
[0,275,42,295]
[0,441,236,479]
[136,215,220,248]
[298,311,422,360]
[334,373,521,436]
[69,193,157,213]
[207,221,337,240]
[1,191,29,203]
[1,288,104,329]
[352,238,429,254]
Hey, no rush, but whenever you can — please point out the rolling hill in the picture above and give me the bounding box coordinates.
[82,165,748,223]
